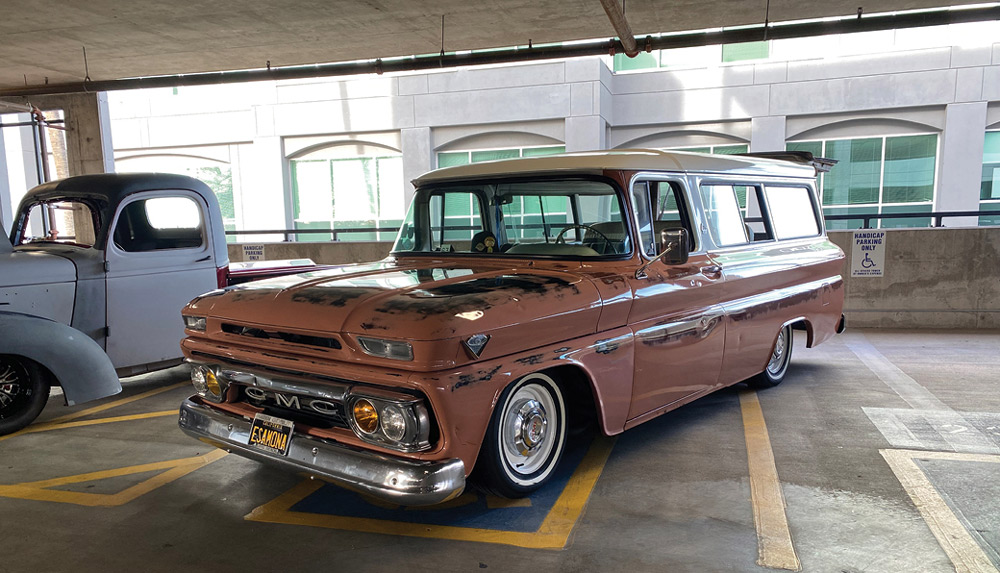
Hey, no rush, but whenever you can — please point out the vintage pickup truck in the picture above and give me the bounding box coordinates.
[0,173,318,435]
[178,150,846,504]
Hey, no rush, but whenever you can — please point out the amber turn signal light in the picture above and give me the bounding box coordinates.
[352,399,379,434]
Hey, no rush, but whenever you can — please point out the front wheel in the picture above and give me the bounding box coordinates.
[473,372,567,498]
[0,356,50,435]
[748,325,793,389]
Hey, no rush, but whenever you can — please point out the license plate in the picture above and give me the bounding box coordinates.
[248,413,294,456]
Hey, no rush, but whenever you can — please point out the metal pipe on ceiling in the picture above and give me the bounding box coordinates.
[1,4,998,97]
[599,0,639,57]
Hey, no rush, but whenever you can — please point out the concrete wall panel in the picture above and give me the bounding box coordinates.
[785,48,951,82]
[614,85,769,126]
[426,62,565,93]
[414,85,571,126]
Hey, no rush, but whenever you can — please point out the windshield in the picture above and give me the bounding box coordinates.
[392,179,631,257]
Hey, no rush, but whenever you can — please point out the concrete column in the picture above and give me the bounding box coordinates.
[238,136,288,242]
[565,115,608,152]
[937,102,988,227]
[750,116,786,152]
[400,127,432,208]
[10,92,115,176]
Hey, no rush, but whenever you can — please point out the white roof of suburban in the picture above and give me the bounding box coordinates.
[414,148,817,185]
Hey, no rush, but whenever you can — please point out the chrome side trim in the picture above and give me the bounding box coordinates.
[178,398,465,506]
[637,307,725,344]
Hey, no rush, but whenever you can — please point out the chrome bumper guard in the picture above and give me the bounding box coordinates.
[178,397,465,506]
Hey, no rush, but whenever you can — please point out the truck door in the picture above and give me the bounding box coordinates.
[625,178,726,423]
[104,191,218,372]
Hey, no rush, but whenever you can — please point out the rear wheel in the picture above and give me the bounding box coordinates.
[473,372,567,498]
[748,325,793,389]
[0,356,50,435]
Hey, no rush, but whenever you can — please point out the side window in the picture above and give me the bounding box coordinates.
[633,180,694,256]
[763,186,821,239]
[113,196,205,252]
[742,185,774,242]
[699,184,748,247]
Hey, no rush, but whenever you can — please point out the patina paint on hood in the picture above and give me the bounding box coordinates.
[188,258,604,344]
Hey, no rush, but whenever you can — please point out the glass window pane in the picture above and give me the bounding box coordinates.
[471,149,519,163]
[331,158,376,222]
[982,132,1000,200]
[823,206,878,230]
[882,134,936,203]
[714,144,749,155]
[880,204,932,229]
[764,186,820,239]
[437,152,469,168]
[822,138,882,206]
[722,41,769,62]
[978,202,1000,226]
[613,51,659,71]
[292,160,332,222]
[675,147,711,154]
[376,156,404,220]
[700,184,748,246]
[522,146,566,157]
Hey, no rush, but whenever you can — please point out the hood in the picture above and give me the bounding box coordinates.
[187,258,605,368]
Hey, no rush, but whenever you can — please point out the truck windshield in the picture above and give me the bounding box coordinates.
[392,179,631,257]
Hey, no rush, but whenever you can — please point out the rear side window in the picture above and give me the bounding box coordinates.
[699,184,748,247]
[113,196,205,252]
[763,186,821,239]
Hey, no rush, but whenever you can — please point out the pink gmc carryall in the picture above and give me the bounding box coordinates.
[178,149,845,505]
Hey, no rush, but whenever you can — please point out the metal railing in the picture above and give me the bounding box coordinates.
[224,209,999,242]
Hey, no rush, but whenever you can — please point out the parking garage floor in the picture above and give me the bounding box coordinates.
[1,329,998,573]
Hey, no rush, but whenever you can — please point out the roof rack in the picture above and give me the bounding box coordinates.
[736,151,838,174]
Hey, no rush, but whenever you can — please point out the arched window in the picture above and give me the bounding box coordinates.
[290,143,402,242]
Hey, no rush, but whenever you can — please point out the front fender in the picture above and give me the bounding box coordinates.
[0,311,121,406]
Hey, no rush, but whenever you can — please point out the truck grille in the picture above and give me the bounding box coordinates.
[237,384,348,429]
[221,323,342,350]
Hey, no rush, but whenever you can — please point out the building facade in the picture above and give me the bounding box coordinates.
[2,21,999,238]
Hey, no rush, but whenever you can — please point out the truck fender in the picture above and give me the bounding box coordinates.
[0,311,121,406]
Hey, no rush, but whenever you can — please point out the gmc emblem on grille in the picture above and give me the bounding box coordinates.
[244,387,341,418]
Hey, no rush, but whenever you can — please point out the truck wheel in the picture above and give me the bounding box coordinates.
[0,356,50,435]
[473,372,567,498]
[748,325,793,389]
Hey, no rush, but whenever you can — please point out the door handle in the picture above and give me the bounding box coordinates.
[195,255,211,262]
[701,265,722,278]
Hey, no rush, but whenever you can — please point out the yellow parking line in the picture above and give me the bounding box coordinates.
[17,410,179,436]
[246,436,617,549]
[881,449,999,573]
[740,390,801,571]
[0,450,227,507]
[0,382,187,443]
[48,382,187,424]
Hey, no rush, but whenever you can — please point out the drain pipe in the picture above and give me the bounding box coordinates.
[599,0,639,57]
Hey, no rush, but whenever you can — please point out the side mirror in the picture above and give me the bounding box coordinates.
[636,228,690,279]
[658,228,689,265]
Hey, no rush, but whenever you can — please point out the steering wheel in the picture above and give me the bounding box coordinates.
[554,224,614,254]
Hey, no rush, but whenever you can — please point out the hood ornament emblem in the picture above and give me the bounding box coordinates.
[463,334,490,359]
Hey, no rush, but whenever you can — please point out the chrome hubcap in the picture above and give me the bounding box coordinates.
[767,329,787,375]
[512,399,547,456]
[501,383,557,476]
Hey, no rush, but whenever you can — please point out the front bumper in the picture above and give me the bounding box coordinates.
[178,397,465,506]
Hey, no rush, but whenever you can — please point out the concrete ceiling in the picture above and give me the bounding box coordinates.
[0,0,985,91]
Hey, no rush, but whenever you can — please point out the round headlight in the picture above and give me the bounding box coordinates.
[380,405,406,441]
[191,366,208,393]
[204,369,222,398]
[353,399,379,434]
